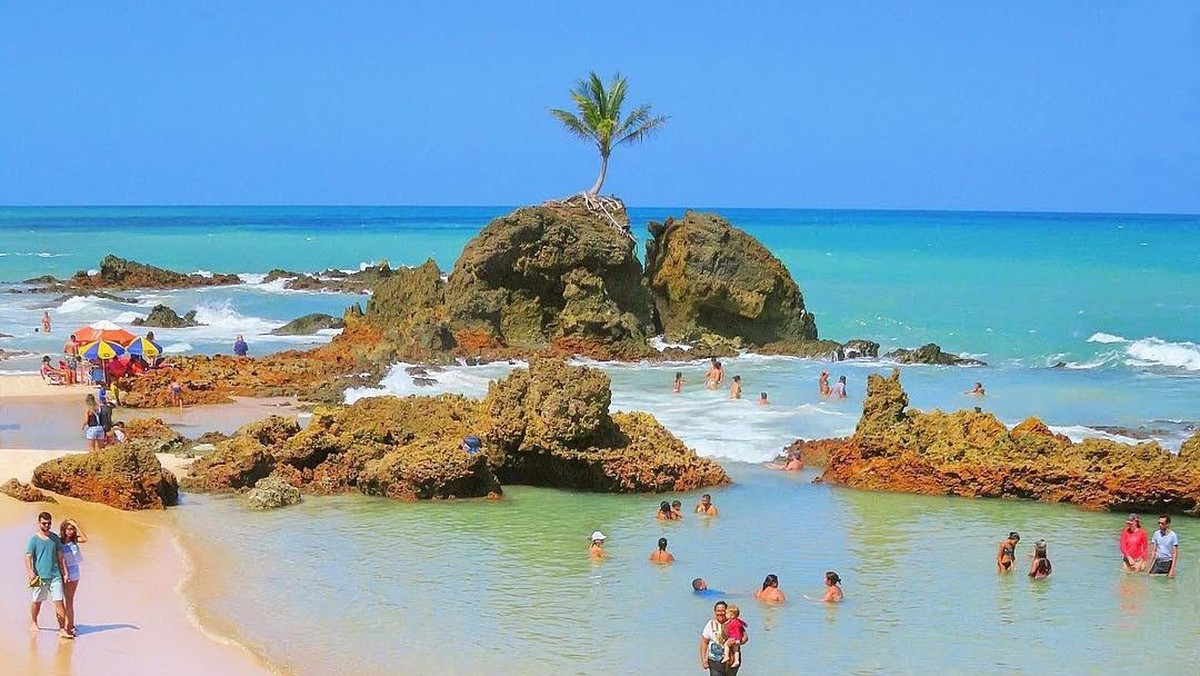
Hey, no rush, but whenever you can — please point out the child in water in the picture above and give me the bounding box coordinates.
[758,392,769,406]
[722,604,747,668]
[1029,540,1052,579]
[673,371,683,393]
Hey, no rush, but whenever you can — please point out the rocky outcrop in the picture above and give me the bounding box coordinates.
[270,313,345,335]
[0,479,56,503]
[133,304,203,328]
[262,262,394,294]
[122,418,189,455]
[816,369,1200,514]
[442,201,654,358]
[68,255,241,290]
[183,357,728,504]
[884,343,985,366]
[244,475,302,510]
[32,446,179,510]
[643,211,818,350]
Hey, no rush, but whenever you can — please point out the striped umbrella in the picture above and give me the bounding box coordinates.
[126,336,163,359]
[80,339,127,361]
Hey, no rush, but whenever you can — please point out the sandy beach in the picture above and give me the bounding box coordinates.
[0,376,94,400]
[0,447,272,675]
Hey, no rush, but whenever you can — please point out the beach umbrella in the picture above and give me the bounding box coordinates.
[73,321,136,346]
[79,339,127,361]
[126,336,163,359]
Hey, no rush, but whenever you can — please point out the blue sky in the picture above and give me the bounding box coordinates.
[1,1,1197,212]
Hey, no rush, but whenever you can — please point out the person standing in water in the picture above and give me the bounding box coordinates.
[695,494,719,516]
[41,311,52,333]
[818,371,831,397]
[753,573,786,603]
[1149,514,1179,577]
[649,537,675,564]
[655,501,678,521]
[1119,514,1148,572]
[671,500,683,519]
[705,358,724,390]
[673,371,683,393]
[1028,540,1052,579]
[829,375,848,399]
[588,531,607,559]
[997,532,1020,573]
[729,375,742,400]
[805,571,844,603]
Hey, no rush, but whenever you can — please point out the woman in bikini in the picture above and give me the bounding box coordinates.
[997,532,1020,573]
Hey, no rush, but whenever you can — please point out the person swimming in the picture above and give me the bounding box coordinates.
[692,577,724,597]
[805,571,844,603]
[965,382,986,396]
[673,371,683,393]
[671,500,683,519]
[997,532,1020,573]
[758,392,769,406]
[729,375,742,399]
[819,371,831,397]
[754,573,786,603]
[655,501,677,521]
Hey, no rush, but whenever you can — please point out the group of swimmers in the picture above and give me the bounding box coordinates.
[673,358,770,405]
[588,493,843,675]
[996,513,1180,580]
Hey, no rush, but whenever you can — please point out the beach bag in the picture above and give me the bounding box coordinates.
[462,435,483,454]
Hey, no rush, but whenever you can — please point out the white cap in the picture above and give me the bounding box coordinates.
[590,531,607,541]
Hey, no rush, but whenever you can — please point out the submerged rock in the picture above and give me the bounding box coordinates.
[643,211,818,350]
[815,369,1200,514]
[133,304,203,328]
[270,313,346,335]
[244,475,302,510]
[884,343,985,366]
[32,446,179,510]
[184,357,728,503]
[1,478,56,503]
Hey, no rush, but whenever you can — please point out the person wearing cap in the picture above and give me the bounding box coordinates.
[1149,514,1179,577]
[1119,514,1149,572]
[588,531,607,559]
[818,371,831,397]
[997,532,1021,573]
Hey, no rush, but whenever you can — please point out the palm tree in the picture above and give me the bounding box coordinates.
[550,72,669,197]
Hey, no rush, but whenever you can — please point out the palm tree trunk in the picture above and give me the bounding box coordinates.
[587,154,609,196]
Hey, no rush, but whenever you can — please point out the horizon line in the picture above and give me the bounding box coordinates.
[2,203,1199,219]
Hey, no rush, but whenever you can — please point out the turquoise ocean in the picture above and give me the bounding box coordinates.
[3,206,1200,673]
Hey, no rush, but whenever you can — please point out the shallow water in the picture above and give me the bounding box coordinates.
[177,465,1200,674]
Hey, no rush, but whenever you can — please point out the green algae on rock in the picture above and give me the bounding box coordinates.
[1,478,56,504]
[132,304,203,328]
[643,211,818,350]
[817,369,1200,513]
[183,357,728,503]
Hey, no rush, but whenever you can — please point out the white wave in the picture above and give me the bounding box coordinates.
[0,252,70,258]
[648,336,692,352]
[112,311,142,324]
[194,270,214,278]
[188,301,285,337]
[344,362,513,403]
[1048,425,1146,447]
[238,273,267,285]
[163,342,193,354]
[55,296,106,314]
[1123,337,1200,371]
[1087,332,1127,344]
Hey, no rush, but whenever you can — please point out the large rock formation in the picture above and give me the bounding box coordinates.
[32,446,179,510]
[816,369,1200,513]
[438,200,653,358]
[643,211,818,350]
[69,255,241,290]
[183,357,729,503]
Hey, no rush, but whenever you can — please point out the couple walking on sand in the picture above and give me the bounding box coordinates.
[25,511,87,639]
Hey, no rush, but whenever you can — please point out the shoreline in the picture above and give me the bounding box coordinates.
[0,447,276,675]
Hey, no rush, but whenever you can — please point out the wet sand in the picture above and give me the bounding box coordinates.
[0,493,272,675]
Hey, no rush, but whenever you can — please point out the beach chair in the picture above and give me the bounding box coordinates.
[40,365,66,385]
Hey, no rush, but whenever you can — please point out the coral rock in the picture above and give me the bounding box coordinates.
[245,475,302,510]
[32,447,179,510]
[1,478,56,503]
[133,304,202,328]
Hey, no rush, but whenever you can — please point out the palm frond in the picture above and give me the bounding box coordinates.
[616,114,670,146]
[549,108,597,143]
